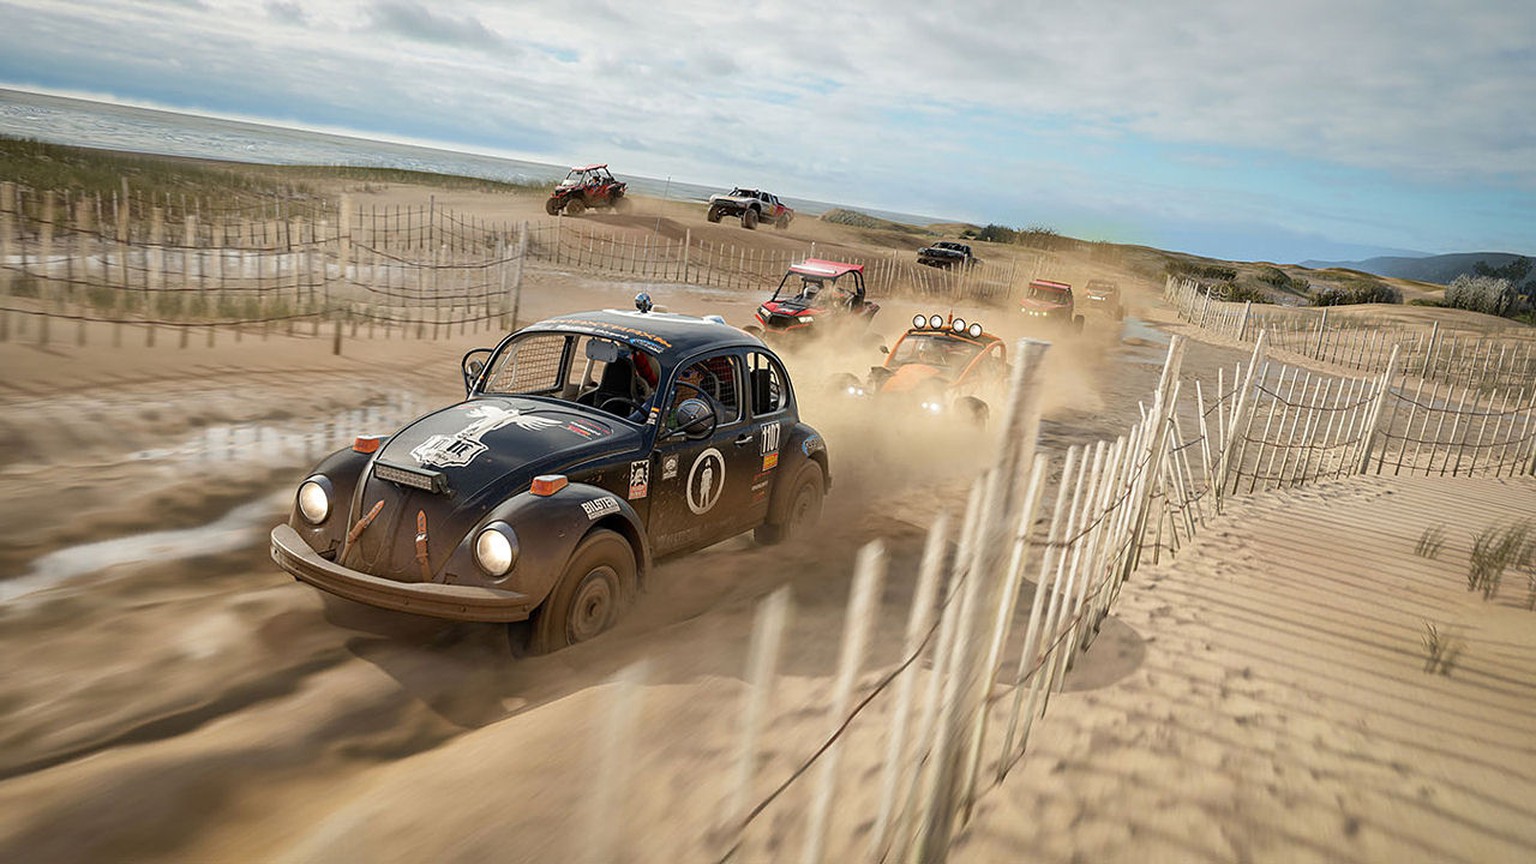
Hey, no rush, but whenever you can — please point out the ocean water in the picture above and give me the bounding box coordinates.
[0,88,939,226]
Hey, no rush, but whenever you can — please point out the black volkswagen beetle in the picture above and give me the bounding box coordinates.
[270,297,830,653]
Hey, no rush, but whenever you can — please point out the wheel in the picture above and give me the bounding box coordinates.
[776,214,790,230]
[707,206,724,223]
[529,529,635,654]
[959,396,990,427]
[565,197,587,216]
[545,197,562,216]
[755,461,824,545]
[1072,315,1085,334]
[741,208,759,230]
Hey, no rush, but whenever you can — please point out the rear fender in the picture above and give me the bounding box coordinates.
[766,424,830,523]
[438,482,651,607]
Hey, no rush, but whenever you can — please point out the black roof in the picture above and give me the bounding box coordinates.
[527,309,764,358]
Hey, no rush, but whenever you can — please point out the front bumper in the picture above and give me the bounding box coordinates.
[270,524,533,623]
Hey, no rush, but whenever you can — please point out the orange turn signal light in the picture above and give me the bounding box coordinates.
[530,474,569,497]
[352,436,385,454]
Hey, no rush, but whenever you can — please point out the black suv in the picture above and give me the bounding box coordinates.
[271,298,829,653]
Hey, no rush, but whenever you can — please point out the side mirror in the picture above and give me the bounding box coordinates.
[672,398,717,440]
[461,348,492,395]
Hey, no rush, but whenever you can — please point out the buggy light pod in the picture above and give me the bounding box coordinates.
[297,476,332,525]
[474,523,519,577]
[928,314,944,329]
[352,435,385,454]
[912,313,927,329]
[952,317,967,333]
[530,474,568,497]
[800,316,815,323]
[968,322,983,338]
[703,314,727,325]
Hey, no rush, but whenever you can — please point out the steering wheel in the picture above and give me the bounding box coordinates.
[688,367,724,400]
[599,396,639,416]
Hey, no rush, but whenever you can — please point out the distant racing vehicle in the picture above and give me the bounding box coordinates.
[917,241,982,269]
[749,259,880,341]
[1083,279,1124,320]
[834,312,1007,426]
[546,164,629,216]
[707,188,794,230]
[1019,278,1085,332]
[270,298,829,654]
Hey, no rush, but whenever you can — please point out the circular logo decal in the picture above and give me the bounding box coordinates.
[686,448,726,515]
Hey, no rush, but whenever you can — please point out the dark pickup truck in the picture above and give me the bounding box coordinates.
[917,241,981,269]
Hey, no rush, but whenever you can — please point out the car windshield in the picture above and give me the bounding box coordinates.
[480,331,661,421]
[1029,285,1070,302]
[889,333,984,378]
[730,188,755,197]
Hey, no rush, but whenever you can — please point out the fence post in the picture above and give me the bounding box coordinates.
[1123,336,1187,574]
[800,540,887,864]
[1313,306,1329,358]
[869,515,950,859]
[722,586,791,860]
[0,182,14,297]
[1215,329,1269,508]
[581,661,649,864]
[513,223,528,330]
[1423,320,1440,378]
[1238,300,1252,342]
[682,228,691,283]
[1357,344,1402,473]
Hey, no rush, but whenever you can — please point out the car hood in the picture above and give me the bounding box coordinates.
[921,246,963,254]
[375,397,636,499]
[1020,297,1069,312]
[343,397,639,582]
[880,363,946,393]
[710,194,753,204]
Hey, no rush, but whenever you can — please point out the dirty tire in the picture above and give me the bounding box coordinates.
[565,197,587,217]
[959,396,990,428]
[529,529,635,654]
[776,214,790,230]
[1072,315,1085,334]
[707,205,724,223]
[545,197,562,216]
[741,208,759,230]
[755,461,824,545]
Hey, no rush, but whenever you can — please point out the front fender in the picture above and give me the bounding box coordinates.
[438,482,650,609]
[287,441,390,560]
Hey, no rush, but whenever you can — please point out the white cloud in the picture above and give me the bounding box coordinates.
[3,0,1533,256]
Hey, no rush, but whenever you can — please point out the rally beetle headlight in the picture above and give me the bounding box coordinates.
[297,476,332,525]
[474,522,519,578]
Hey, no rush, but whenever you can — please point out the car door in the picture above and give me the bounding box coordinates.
[649,352,759,556]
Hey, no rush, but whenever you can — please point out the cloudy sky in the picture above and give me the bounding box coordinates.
[1,0,1533,263]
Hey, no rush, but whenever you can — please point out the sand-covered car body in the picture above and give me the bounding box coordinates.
[837,313,1007,425]
[752,259,879,340]
[545,164,628,216]
[1083,279,1124,319]
[917,240,981,269]
[270,302,829,652]
[707,188,793,230]
[1020,278,1084,331]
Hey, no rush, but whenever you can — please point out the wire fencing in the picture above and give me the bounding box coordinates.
[570,320,1533,861]
[0,179,1037,353]
[1164,276,1536,392]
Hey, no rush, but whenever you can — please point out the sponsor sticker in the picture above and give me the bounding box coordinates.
[581,497,621,520]
[564,419,609,439]
[762,451,779,471]
[662,453,680,480]
[760,422,781,455]
[411,405,559,468]
[686,448,726,515]
[802,433,824,457]
[629,459,650,500]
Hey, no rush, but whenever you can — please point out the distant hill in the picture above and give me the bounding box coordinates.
[819,208,933,236]
[1300,252,1531,285]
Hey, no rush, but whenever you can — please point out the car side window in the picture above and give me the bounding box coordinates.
[673,354,742,425]
[747,352,788,417]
